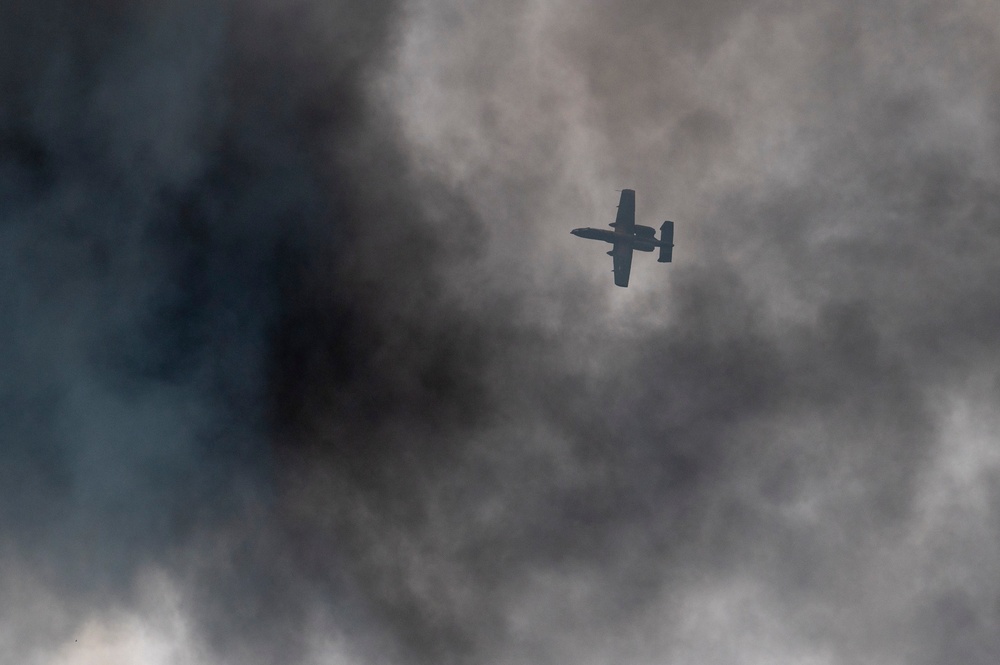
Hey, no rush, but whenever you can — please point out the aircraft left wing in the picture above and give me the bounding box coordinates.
[612,189,635,231]
[612,241,633,287]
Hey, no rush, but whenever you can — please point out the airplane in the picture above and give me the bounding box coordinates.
[571,189,674,287]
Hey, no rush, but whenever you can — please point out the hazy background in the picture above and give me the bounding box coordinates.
[2,0,999,663]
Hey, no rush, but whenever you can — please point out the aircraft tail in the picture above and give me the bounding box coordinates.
[658,221,674,263]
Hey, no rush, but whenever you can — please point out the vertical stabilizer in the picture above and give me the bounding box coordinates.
[658,221,674,263]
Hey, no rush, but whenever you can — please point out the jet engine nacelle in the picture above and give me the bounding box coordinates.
[633,224,657,238]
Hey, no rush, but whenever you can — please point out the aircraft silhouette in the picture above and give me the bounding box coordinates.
[571,189,673,287]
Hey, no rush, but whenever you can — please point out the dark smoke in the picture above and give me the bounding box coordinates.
[3,1,1000,664]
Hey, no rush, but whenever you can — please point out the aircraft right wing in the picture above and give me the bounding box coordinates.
[612,241,633,287]
[612,189,635,231]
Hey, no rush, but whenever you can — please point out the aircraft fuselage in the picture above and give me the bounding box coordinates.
[571,227,658,252]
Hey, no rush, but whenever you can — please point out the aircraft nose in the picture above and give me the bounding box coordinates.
[570,228,582,236]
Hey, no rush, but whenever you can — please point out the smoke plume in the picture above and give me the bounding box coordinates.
[3,1,1000,664]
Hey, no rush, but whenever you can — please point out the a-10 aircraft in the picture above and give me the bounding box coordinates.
[571,189,673,287]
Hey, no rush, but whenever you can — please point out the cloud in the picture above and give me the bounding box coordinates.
[3,1,1000,664]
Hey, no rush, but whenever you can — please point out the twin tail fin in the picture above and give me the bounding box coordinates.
[658,221,674,263]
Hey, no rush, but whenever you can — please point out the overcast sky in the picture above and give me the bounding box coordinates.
[2,1,1000,664]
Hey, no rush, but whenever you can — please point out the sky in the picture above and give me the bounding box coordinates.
[2,0,1000,663]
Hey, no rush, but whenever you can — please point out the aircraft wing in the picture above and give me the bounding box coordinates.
[612,189,635,231]
[612,241,633,287]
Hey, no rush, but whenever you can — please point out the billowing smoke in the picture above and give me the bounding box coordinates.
[3,1,1000,664]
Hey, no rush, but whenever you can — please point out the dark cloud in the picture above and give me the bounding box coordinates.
[0,0,500,661]
[3,0,1000,664]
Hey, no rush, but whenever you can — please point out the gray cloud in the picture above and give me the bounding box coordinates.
[2,0,1000,664]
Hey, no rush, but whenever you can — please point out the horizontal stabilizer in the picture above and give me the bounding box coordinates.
[658,221,674,263]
